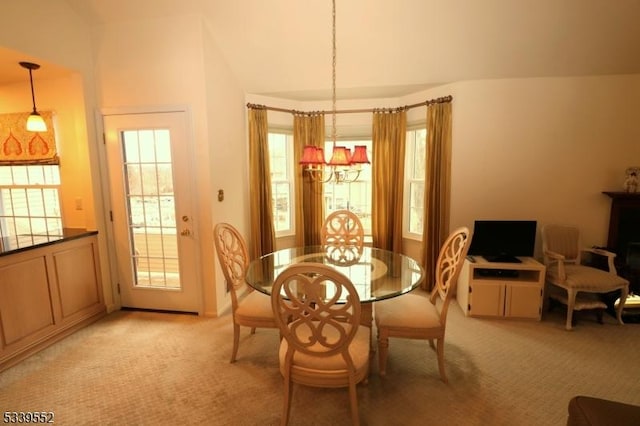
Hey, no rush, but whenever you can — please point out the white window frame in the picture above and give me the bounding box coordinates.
[404,125,427,240]
[0,165,63,249]
[267,130,295,237]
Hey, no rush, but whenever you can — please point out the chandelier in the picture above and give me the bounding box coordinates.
[299,0,369,183]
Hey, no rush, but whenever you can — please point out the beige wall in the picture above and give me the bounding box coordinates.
[93,14,246,316]
[447,75,640,258]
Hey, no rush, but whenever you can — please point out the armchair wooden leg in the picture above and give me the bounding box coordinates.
[565,289,577,331]
[616,287,629,325]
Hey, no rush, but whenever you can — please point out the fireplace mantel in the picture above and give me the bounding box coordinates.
[603,191,640,200]
[602,191,640,264]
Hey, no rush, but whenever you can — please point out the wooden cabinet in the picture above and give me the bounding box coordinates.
[457,256,545,320]
[0,232,106,371]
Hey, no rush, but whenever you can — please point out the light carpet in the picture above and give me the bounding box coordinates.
[1,296,639,425]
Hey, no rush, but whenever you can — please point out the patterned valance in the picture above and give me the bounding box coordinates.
[0,111,58,165]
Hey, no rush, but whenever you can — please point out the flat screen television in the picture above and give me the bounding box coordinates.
[468,220,537,263]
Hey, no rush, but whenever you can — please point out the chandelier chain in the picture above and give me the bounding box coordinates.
[331,0,337,145]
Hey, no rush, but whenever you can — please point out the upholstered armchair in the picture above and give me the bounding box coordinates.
[541,224,629,330]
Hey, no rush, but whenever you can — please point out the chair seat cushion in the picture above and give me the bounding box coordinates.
[279,325,370,373]
[547,265,629,292]
[236,290,274,320]
[374,293,440,330]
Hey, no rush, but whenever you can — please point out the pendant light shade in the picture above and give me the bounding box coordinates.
[19,61,47,132]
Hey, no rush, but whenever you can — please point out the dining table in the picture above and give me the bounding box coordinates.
[244,245,425,328]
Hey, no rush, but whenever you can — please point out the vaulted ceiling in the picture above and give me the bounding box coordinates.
[4,0,640,100]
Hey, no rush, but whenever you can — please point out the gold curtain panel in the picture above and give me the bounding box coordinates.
[0,111,58,165]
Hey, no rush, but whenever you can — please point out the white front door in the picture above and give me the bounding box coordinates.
[104,111,200,313]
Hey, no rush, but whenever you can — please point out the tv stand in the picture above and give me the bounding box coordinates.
[457,256,545,320]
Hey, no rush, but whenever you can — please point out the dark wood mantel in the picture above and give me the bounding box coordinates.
[603,191,640,201]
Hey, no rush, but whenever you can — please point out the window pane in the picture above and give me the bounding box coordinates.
[44,189,60,216]
[27,166,45,184]
[27,188,45,215]
[43,165,60,185]
[138,130,157,163]
[268,132,293,235]
[126,164,142,195]
[268,133,287,181]
[140,164,159,195]
[409,182,424,234]
[12,167,28,185]
[123,131,140,162]
[157,164,174,194]
[160,196,176,227]
[272,182,290,232]
[10,188,28,216]
[406,128,426,237]
[412,129,427,179]
[155,130,172,162]
[0,168,12,184]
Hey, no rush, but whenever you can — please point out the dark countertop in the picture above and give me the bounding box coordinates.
[0,228,98,257]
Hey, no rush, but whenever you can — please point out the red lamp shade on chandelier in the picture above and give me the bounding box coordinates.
[300,144,370,168]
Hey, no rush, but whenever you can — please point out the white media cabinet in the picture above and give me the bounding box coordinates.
[456,256,545,320]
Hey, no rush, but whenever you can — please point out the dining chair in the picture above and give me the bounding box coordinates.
[213,222,278,363]
[321,209,365,251]
[271,262,370,426]
[374,226,470,382]
[541,224,629,330]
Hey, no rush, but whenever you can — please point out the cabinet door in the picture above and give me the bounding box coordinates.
[469,282,505,316]
[505,283,542,319]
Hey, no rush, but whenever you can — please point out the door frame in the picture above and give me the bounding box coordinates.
[97,105,203,315]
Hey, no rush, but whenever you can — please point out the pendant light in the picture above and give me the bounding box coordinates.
[19,61,47,132]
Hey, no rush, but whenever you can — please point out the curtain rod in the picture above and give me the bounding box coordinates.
[246,95,452,115]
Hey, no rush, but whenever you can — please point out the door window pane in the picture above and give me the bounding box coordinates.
[122,130,180,289]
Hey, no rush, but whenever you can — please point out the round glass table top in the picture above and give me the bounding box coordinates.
[245,246,425,303]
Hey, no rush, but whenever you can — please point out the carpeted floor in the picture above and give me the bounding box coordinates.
[1,295,639,425]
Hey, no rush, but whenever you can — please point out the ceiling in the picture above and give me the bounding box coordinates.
[5,0,640,100]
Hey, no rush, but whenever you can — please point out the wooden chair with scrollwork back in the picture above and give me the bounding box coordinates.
[213,222,277,363]
[321,209,365,251]
[271,263,370,426]
[374,227,470,382]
